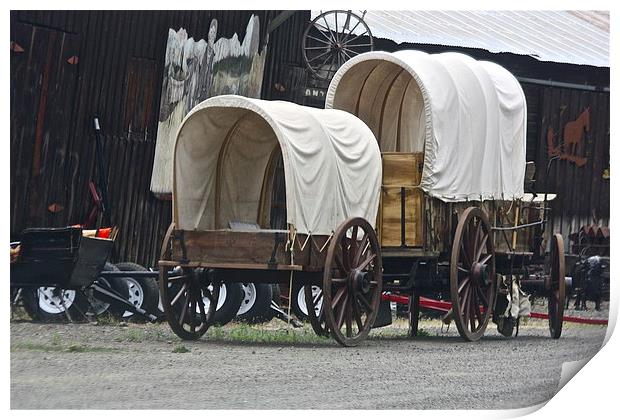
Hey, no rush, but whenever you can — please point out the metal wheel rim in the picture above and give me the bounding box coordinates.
[322,217,382,346]
[450,207,496,342]
[298,285,323,317]
[37,287,75,314]
[237,283,257,316]
[122,278,144,317]
[302,10,373,80]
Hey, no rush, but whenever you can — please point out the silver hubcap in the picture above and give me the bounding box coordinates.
[298,286,323,317]
[123,279,144,317]
[237,283,257,316]
[202,284,227,313]
[37,288,75,314]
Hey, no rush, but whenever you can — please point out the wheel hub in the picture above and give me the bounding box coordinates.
[472,262,490,286]
[351,270,371,294]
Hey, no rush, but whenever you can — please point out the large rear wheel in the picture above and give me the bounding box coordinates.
[548,234,565,339]
[450,207,496,342]
[322,217,382,347]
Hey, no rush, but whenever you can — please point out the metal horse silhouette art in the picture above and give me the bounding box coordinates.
[547,107,590,167]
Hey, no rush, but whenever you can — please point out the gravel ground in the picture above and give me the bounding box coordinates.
[10,313,608,410]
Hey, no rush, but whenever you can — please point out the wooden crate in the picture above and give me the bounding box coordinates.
[379,153,424,247]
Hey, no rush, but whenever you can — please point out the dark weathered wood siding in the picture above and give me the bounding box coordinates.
[10,10,303,267]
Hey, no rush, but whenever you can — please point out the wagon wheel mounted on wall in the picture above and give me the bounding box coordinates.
[322,217,382,346]
[548,233,565,339]
[302,10,374,80]
[450,207,497,342]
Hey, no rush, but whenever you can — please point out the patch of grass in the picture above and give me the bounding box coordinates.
[66,343,116,353]
[206,323,332,345]
[172,345,190,353]
[11,342,116,353]
[95,314,125,326]
[123,328,144,343]
[50,333,62,346]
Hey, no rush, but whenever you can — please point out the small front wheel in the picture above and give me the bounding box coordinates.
[159,267,219,340]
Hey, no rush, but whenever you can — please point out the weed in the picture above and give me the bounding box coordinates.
[172,345,190,353]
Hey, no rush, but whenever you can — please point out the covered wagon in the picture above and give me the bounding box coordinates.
[326,50,565,341]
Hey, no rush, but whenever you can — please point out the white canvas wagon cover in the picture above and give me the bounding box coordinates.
[173,95,382,235]
[326,50,527,202]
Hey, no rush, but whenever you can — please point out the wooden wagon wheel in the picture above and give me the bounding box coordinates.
[159,267,220,341]
[548,233,565,339]
[158,223,219,340]
[322,217,382,346]
[450,207,496,342]
[302,10,373,80]
[304,285,329,336]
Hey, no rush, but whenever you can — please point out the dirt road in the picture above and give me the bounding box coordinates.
[10,318,607,409]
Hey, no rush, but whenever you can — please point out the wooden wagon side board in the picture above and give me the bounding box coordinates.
[168,229,330,271]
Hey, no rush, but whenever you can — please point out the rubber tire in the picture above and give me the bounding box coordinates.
[89,263,130,320]
[22,286,89,323]
[213,282,244,326]
[290,280,309,320]
[114,262,160,321]
[236,283,274,324]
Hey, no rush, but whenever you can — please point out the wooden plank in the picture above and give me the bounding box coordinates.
[381,152,423,186]
[379,152,424,247]
[172,230,292,267]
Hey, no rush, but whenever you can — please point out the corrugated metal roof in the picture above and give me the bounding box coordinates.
[311,10,609,67]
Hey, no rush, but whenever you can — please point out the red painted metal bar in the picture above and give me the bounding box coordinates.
[381,293,608,325]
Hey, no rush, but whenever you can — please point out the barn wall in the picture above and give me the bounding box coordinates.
[9,10,296,267]
[531,86,610,241]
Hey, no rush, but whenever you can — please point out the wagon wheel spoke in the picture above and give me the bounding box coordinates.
[356,253,376,271]
[474,297,483,324]
[345,297,353,337]
[336,294,348,329]
[196,291,207,325]
[480,253,492,265]
[189,289,196,333]
[179,290,190,327]
[469,295,477,331]
[460,240,472,267]
[476,286,489,308]
[331,287,346,309]
[475,233,489,262]
[170,283,188,306]
[352,298,364,331]
[357,292,373,314]
[458,276,470,295]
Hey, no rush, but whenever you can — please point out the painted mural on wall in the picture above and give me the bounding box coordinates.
[150,15,267,197]
[546,107,590,167]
